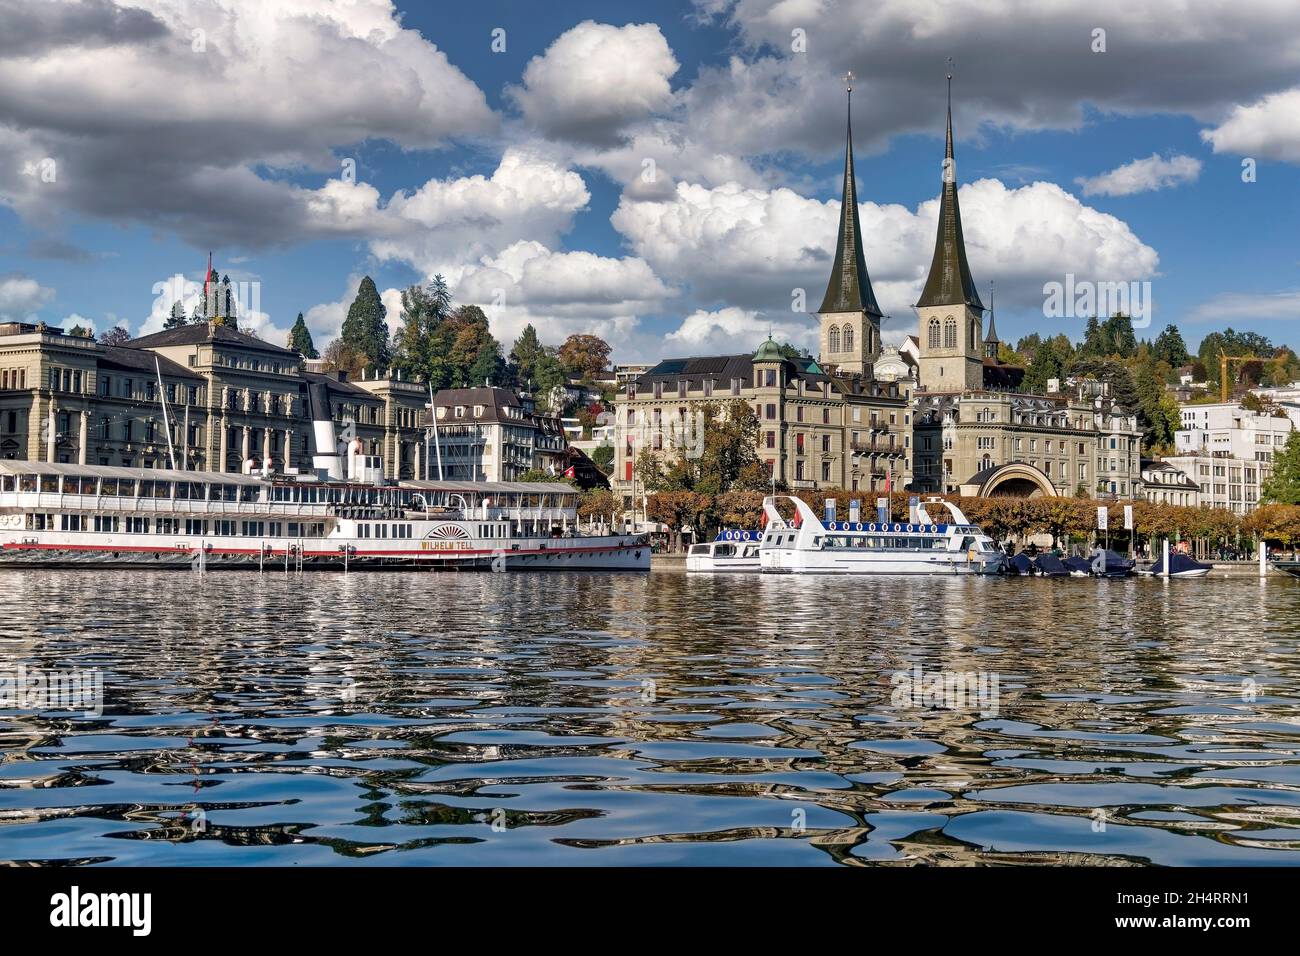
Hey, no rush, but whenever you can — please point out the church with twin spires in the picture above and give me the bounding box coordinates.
[813,73,1021,394]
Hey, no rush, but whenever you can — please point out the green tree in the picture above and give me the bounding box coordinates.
[447,305,505,387]
[509,324,545,387]
[531,350,568,405]
[99,326,131,346]
[1152,324,1190,367]
[288,312,318,358]
[392,276,452,381]
[1077,317,1102,358]
[1023,339,1064,393]
[1015,332,1044,359]
[1262,431,1300,505]
[591,444,614,473]
[1069,357,1146,434]
[340,276,390,372]
[163,300,188,330]
[1133,358,1166,450]
[637,400,763,496]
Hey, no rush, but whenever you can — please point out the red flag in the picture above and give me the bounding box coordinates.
[885,470,892,496]
[564,466,575,478]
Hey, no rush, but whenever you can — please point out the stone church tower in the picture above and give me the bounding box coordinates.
[916,76,985,392]
[816,74,883,377]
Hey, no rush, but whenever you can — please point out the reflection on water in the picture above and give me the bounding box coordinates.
[2,569,1299,866]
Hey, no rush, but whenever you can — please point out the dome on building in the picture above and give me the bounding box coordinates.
[752,337,784,362]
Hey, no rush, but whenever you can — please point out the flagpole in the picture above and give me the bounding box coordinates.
[155,356,178,470]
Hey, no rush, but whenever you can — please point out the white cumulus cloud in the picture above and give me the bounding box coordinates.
[613,175,1160,341]
[1202,88,1300,163]
[1076,154,1203,197]
[508,21,680,146]
[0,275,56,320]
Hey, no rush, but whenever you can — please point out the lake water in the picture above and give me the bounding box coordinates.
[2,568,1299,866]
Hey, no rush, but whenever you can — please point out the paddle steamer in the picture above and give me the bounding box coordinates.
[0,385,646,571]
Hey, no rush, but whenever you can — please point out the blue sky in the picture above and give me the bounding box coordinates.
[2,0,1298,363]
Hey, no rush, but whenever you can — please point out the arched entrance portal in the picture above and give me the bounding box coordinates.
[963,462,1058,499]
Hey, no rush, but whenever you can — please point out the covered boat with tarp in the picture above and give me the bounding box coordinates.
[1138,552,1213,578]
[1034,553,1070,577]
[1007,552,1035,576]
[1062,550,1135,577]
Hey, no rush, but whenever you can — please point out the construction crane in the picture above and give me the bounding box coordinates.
[1219,351,1286,403]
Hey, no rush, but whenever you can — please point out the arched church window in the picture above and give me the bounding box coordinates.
[842,325,854,352]
[828,325,840,353]
[944,317,957,349]
[927,318,940,349]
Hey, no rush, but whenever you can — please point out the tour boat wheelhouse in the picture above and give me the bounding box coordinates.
[685,530,762,573]
[0,460,647,571]
[758,495,1004,575]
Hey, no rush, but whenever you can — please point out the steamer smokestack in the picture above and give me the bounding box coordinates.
[306,381,344,480]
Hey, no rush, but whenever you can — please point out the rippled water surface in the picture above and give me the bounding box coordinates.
[3,569,1300,866]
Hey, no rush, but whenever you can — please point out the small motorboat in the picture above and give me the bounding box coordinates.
[1033,553,1071,577]
[1090,549,1136,577]
[686,531,763,572]
[1007,552,1035,576]
[1138,552,1213,578]
[1062,555,1093,577]
[1062,550,1135,577]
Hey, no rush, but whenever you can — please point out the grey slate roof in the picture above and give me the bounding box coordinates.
[127,322,298,356]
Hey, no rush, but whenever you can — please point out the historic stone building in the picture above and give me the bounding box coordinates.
[0,319,432,478]
[610,83,913,510]
[425,386,567,482]
[913,386,1142,498]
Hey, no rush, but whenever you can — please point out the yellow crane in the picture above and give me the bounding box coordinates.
[1219,351,1286,403]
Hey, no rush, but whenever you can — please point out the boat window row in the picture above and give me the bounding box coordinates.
[815,535,948,550]
[1,473,580,511]
[2,473,260,502]
[23,513,325,537]
[356,523,414,539]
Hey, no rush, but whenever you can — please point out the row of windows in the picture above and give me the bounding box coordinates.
[25,513,325,537]
[356,523,413,539]
[0,368,27,390]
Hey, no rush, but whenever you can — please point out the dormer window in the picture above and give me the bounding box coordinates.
[474,405,484,417]
[678,380,687,398]
[653,381,663,399]
[454,406,465,418]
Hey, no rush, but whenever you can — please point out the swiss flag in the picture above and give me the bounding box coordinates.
[564,466,576,478]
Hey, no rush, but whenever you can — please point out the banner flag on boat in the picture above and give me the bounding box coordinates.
[1097,506,1109,531]
[824,498,836,524]
[849,499,861,523]
[1123,505,1133,530]
[876,497,889,524]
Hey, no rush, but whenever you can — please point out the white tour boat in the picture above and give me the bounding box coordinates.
[686,530,763,572]
[758,495,1004,575]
